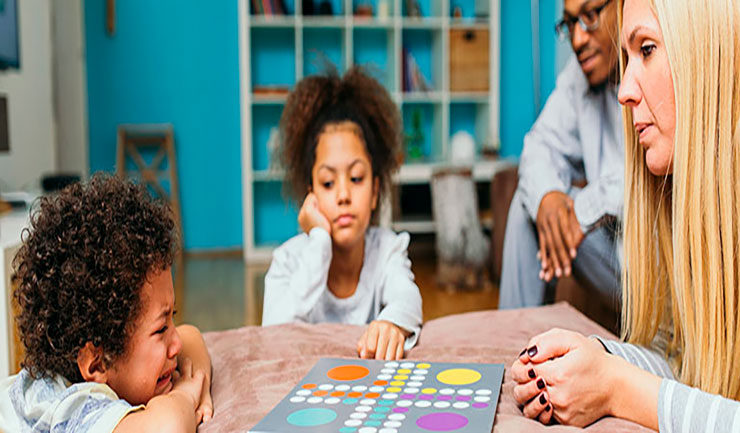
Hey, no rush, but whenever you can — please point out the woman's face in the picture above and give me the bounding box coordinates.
[617,0,676,175]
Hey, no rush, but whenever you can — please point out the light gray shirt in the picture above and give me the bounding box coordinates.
[262,227,423,350]
[518,56,624,232]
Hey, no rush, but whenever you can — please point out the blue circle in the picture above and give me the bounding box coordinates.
[364,420,382,427]
[378,399,394,405]
[339,428,357,433]
[286,408,337,427]
[343,398,359,405]
[374,406,390,413]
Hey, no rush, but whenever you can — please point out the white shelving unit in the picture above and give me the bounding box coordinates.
[239,0,505,263]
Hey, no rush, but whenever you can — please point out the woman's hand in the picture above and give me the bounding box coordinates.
[511,328,615,427]
[298,193,331,234]
[357,320,409,360]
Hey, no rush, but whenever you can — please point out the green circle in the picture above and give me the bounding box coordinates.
[286,408,337,427]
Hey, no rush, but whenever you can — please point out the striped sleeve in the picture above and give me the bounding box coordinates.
[593,337,675,379]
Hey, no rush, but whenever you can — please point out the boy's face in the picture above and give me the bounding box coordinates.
[105,267,182,405]
[311,122,379,250]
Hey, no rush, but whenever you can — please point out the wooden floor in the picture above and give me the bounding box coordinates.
[179,241,500,332]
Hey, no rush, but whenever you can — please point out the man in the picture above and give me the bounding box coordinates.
[499,0,623,308]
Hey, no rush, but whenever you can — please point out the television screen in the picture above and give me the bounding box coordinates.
[0,0,20,69]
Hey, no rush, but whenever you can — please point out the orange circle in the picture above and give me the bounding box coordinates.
[313,390,329,397]
[302,383,317,389]
[327,365,370,382]
[365,392,381,399]
[330,391,345,397]
[348,392,362,398]
[374,380,388,386]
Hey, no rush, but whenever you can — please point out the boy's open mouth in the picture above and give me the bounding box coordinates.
[157,371,172,388]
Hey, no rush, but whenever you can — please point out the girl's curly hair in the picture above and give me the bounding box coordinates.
[279,66,402,209]
[12,174,178,382]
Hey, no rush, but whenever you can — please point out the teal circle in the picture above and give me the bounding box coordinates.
[339,428,357,433]
[364,420,382,427]
[374,406,390,413]
[369,413,386,420]
[343,398,359,405]
[378,399,394,405]
[286,408,337,427]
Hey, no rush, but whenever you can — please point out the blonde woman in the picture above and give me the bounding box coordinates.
[509,0,740,431]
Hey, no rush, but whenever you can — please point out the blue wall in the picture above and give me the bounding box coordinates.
[84,0,243,251]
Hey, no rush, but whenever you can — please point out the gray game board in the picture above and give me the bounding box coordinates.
[250,358,505,433]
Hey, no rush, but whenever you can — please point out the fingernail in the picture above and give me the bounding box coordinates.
[527,346,538,357]
[528,369,536,379]
[570,248,576,258]
[519,348,527,357]
[545,404,551,412]
[539,394,547,405]
[537,378,545,389]
[565,266,571,276]
[556,268,562,277]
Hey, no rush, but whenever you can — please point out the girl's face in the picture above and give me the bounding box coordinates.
[312,122,379,250]
[618,0,676,175]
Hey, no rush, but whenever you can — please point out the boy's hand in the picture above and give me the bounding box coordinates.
[196,374,214,423]
[357,320,409,360]
[298,193,331,234]
[170,358,205,420]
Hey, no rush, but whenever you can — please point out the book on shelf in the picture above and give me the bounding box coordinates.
[251,0,288,16]
[402,47,431,93]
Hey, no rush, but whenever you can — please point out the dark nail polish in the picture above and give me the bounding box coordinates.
[528,369,536,379]
[528,346,538,357]
[539,394,547,405]
[519,348,527,357]
[545,404,551,412]
[537,378,545,389]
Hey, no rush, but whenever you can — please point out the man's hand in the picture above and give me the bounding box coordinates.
[536,191,584,281]
[357,320,410,360]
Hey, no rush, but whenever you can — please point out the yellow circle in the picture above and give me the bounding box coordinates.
[436,368,482,386]
[416,363,431,369]
[387,387,402,393]
[397,369,412,374]
[421,388,437,394]
[393,375,408,380]
[390,381,405,386]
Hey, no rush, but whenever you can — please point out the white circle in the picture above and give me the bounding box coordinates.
[413,369,428,375]
[318,384,334,391]
[370,386,385,392]
[345,419,363,426]
[388,413,406,421]
[474,396,491,402]
[384,421,402,428]
[356,405,373,412]
[453,402,470,409]
[440,388,455,395]
[410,375,425,381]
[407,381,422,387]
[352,385,368,392]
[475,389,493,395]
[336,384,351,391]
[385,362,400,368]
[381,368,395,374]
[414,400,432,408]
[396,400,413,407]
[434,401,451,409]
[377,374,392,380]
[325,397,341,405]
[290,396,306,403]
[382,393,398,399]
[307,397,323,404]
[400,362,415,368]
[379,429,398,433]
[458,389,473,396]
[403,388,419,394]
[360,399,377,405]
[351,412,368,419]
[296,389,311,396]
[359,428,377,433]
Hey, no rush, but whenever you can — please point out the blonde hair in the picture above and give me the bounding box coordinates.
[620,0,740,398]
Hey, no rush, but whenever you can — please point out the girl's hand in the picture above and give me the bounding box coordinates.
[298,193,331,234]
[196,374,213,423]
[511,328,614,427]
[357,320,409,360]
[170,358,206,417]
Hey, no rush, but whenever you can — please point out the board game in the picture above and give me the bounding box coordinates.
[250,358,505,433]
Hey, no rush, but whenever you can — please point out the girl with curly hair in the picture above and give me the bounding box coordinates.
[262,67,423,360]
[0,175,212,432]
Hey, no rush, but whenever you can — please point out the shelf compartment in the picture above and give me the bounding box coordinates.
[353,27,395,91]
[401,28,442,92]
[449,101,494,156]
[402,0,442,18]
[251,105,284,171]
[401,102,443,163]
[250,27,296,89]
[253,182,299,247]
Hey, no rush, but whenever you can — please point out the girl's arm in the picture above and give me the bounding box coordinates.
[177,324,213,422]
[262,228,332,326]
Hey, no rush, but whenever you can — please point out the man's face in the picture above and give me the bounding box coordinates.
[563,0,619,87]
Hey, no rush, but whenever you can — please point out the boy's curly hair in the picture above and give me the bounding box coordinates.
[279,66,402,208]
[12,174,178,382]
